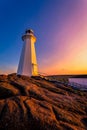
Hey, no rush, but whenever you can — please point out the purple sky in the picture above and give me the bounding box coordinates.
[0,0,87,75]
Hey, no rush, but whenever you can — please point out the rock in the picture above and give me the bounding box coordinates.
[0,73,87,130]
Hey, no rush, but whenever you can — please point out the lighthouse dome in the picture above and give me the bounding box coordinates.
[26,29,34,34]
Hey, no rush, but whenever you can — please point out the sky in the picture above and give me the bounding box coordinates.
[0,0,87,75]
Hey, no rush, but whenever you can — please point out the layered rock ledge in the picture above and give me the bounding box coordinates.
[0,74,87,130]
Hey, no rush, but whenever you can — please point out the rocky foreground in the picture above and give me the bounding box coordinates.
[0,74,87,130]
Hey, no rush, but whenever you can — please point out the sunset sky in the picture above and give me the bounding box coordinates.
[0,0,87,75]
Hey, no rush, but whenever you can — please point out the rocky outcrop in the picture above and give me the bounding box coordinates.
[0,74,87,130]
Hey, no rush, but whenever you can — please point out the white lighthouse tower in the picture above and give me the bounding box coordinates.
[17,29,38,77]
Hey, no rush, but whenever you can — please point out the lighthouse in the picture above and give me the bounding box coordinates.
[17,29,38,77]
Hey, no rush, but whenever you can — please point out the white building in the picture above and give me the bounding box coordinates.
[17,29,38,77]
